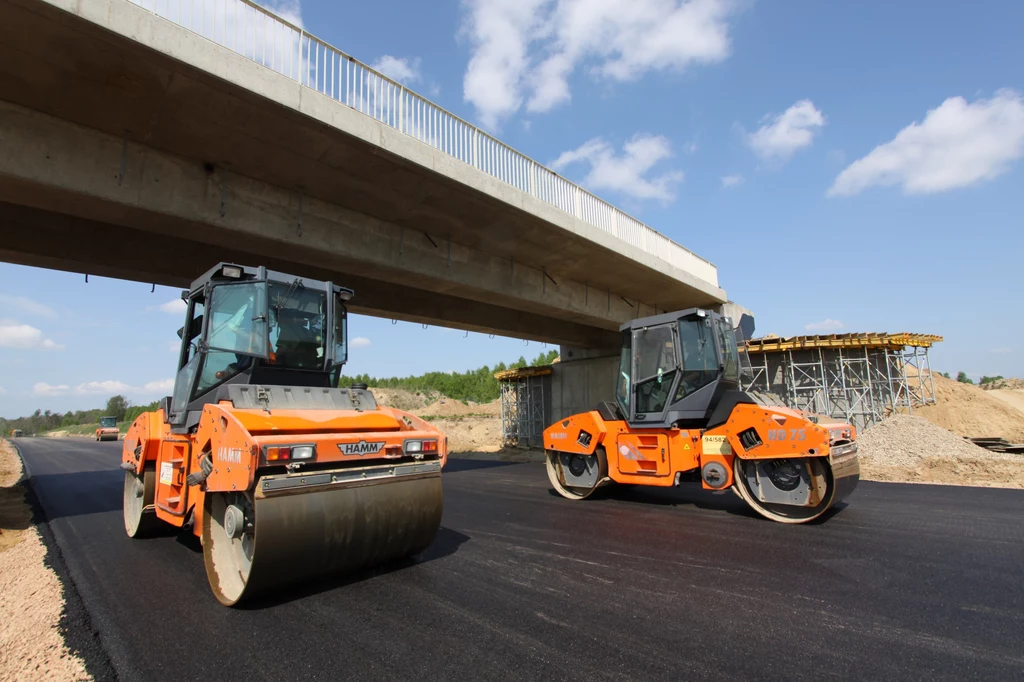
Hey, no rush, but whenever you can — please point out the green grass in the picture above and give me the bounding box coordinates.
[420,413,495,422]
[41,422,130,437]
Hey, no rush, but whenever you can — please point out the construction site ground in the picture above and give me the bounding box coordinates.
[0,441,93,682]
[40,375,1024,486]
[11,436,1024,681]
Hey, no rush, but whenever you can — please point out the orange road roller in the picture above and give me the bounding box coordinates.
[121,263,446,605]
[96,416,119,441]
[544,308,858,523]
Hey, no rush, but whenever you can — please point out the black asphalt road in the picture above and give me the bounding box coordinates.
[16,438,1024,681]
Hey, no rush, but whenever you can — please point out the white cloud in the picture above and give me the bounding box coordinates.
[350,337,372,349]
[0,386,7,394]
[990,347,1013,355]
[370,55,421,84]
[142,379,175,393]
[747,100,826,160]
[33,382,70,397]
[805,319,844,333]
[168,340,181,354]
[720,174,743,188]
[32,378,176,398]
[829,89,1024,197]
[0,319,64,350]
[149,299,187,314]
[75,380,132,396]
[461,0,740,128]
[0,293,57,319]
[551,134,684,203]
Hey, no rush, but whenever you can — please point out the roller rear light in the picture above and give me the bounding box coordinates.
[263,444,316,462]
[404,439,438,455]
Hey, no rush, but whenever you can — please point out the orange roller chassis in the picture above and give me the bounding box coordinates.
[544,403,857,492]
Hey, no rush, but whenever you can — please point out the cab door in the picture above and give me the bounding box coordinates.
[615,432,671,476]
[631,324,680,424]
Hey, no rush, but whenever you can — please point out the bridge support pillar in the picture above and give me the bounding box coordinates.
[549,345,620,423]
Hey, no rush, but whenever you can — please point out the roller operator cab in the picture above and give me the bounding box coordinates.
[543,309,859,523]
[121,264,447,605]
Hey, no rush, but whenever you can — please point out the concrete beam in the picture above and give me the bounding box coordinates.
[0,0,727,316]
[0,201,620,347]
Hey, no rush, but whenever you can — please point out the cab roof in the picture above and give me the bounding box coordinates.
[618,308,723,333]
[186,263,354,299]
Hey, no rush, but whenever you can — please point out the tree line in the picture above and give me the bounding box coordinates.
[340,349,559,404]
[940,372,1004,386]
[3,350,562,434]
[1,395,159,436]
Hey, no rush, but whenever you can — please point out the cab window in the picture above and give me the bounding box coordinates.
[206,283,268,357]
[615,332,632,414]
[675,315,718,401]
[268,283,326,370]
[717,317,740,382]
[634,325,677,414]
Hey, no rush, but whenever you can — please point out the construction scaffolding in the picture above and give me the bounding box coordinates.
[743,332,943,432]
[495,366,553,449]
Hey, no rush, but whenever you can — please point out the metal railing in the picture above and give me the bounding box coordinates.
[127,0,718,287]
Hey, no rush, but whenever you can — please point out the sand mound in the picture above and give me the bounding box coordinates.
[414,398,501,418]
[857,415,1024,488]
[911,373,1024,442]
[433,417,502,453]
[985,389,1024,416]
[369,388,432,412]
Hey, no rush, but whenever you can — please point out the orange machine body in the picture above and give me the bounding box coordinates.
[544,403,856,491]
[122,404,447,534]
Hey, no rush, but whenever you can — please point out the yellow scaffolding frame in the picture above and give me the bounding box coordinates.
[745,332,943,354]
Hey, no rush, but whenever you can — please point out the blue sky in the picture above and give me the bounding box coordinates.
[2,0,1023,417]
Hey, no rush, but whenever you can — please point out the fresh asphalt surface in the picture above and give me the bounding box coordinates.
[15,438,1024,681]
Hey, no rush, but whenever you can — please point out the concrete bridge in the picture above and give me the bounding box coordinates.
[0,0,737,417]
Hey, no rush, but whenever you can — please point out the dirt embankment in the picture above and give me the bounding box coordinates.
[368,388,505,454]
[911,373,1024,442]
[984,389,1024,415]
[0,441,92,681]
[980,378,1024,391]
[857,415,1024,488]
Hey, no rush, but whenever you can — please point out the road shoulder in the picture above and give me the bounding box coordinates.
[0,440,115,682]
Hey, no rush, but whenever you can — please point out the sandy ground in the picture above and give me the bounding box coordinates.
[985,388,1024,415]
[912,373,1024,442]
[0,440,92,682]
[857,415,1024,489]
[431,416,502,453]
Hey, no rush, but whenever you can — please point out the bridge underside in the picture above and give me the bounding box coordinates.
[0,0,726,348]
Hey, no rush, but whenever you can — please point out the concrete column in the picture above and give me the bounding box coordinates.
[717,302,755,339]
[549,345,621,423]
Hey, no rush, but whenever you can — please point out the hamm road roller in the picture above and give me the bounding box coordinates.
[96,416,119,441]
[122,263,446,605]
[543,308,858,523]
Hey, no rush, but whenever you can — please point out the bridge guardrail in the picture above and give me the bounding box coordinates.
[127,0,719,288]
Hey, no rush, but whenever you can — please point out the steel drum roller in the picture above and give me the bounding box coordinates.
[203,465,443,605]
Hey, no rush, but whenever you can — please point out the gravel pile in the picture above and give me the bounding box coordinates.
[857,415,1024,488]
[858,415,1013,465]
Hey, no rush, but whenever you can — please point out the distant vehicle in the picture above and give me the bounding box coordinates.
[11,429,23,438]
[96,416,119,442]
